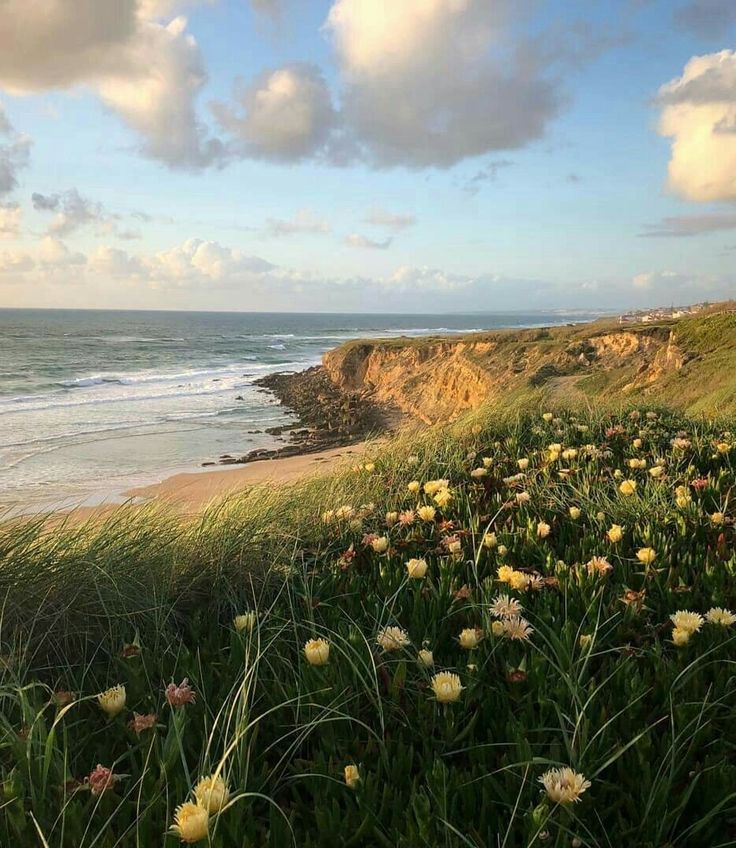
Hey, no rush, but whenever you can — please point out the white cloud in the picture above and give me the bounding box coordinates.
[640,212,736,237]
[324,0,561,168]
[39,236,86,267]
[0,204,22,239]
[657,50,736,202]
[0,249,34,274]
[346,233,392,250]
[214,64,336,162]
[364,208,416,231]
[0,2,222,169]
[264,209,331,237]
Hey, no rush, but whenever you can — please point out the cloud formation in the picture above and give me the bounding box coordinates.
[363,208,416,231]
[0,203,21,239]
[214,64,336,162]
[0,1,222,168]
[264,209,331,237]
[674,0,736,38]
[346,233,392,250]
[32,188,142,239]
[640,213,736,237]
[657,50,736,201]
[0,104,31,196]
[324,0,561,168]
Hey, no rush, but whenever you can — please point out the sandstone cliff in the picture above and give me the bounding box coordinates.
[322,310,736,422]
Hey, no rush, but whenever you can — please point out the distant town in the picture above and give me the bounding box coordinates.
[618,302,711,324]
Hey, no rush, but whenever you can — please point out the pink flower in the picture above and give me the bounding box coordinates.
[165,678,196,708]
[87,764,115,796]
[128,712,157,734]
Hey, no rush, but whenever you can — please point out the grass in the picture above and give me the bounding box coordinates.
[2,404,736,846]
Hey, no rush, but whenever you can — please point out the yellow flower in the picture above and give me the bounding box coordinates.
[482,456,493,468]
[233,612,257,633]
[633,438,642,449]
[497,544,508,557]
[676,494,691,509]
[430,671,463,703]
[406,558,428,579]
[705,607,736,627]
[417,505,436,522]
[636,547,657,566]
[539,767,591,804]
[417,649,434,668]
[619,479,637,496]
[672,627,690,647]
[508,570,530,591]
[193,775,229,814]
[483,532,498,549]
[344,764,360,789]
[716,442,731,454]
[710,512,725,526]
[491,620,505,637]
[470,467,488,479]
[497,565,515,584]
[586,556,613,577]
[424,479,449,496]
[516,491,531,505]
[517,458,530,470]
[458,627,483,650]
[569,507,581,520]
[433,488,453,508]
[607,524,624,543]
[170,802,209,844]
[408,480,421,494]
[363,462,376,473]
[376,626,410,652]
[579,634,592,650]
[304,638,330,666]
[385,511,399,527]
[536,521,551,539]
[649,465,665,479]
[548,450,561,463]
[562,448,578,461]
[542,412,554,422]
[670,610,704,634]
[97,685,126,718]
[500,616,534,641]
[371,536,389,554]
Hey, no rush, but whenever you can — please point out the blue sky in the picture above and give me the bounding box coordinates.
[0,0,734,312]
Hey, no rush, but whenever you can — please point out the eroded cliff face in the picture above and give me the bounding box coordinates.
[323,325,688,423]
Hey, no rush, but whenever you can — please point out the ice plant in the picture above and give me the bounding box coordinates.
[431,671,463,703]
[376,626,410,652]
[417,505,436,522]
[607,524,624,543]
[706,607,736,627]
[87,764,115,796]
[165,678,196,708]
[489,593,522,620]
[537,521,551,539]
[501,616,534,641]
[637,547,657,565]
[344,764,360,789]
[539,767,591,804]
[670,610,704,634]
[304,638,330,666]
[406,558,428,579]
[128,712,157,734]
[417,649,434,668]
[97,684,126,718]
[458,627,483,649]
[170,802,209,844]
[619,479,637,496]
[194,775,230,814]
[233,612,257,633]
[371,536,389,554]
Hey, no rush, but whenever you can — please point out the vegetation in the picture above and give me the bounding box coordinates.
[2,404,736,846]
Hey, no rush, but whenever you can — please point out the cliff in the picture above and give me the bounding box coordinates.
[323,309,736,422]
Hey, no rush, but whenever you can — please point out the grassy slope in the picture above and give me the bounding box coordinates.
[2,403,736,846]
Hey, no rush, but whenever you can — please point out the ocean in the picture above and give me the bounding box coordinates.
[0,309,604,510]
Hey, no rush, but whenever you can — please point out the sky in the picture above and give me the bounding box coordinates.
[0,0,734,313]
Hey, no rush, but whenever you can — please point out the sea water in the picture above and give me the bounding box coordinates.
[0,309,603,509]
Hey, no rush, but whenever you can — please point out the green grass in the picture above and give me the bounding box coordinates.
[2,405,736,846]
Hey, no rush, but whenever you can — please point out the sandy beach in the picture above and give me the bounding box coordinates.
[125,442,367,510]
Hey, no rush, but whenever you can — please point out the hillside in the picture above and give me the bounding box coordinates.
[323,307,736,422]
